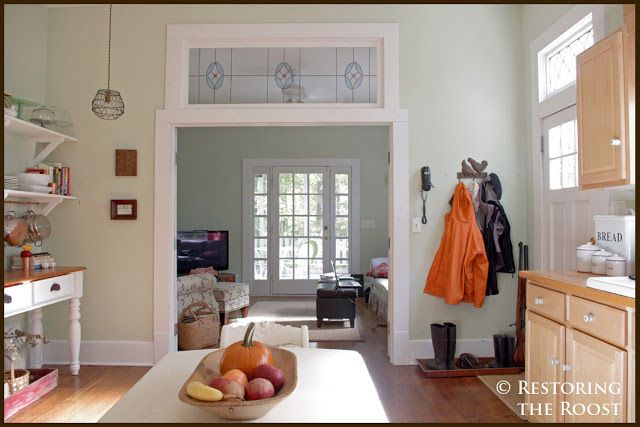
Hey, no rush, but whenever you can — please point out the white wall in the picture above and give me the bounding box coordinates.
[6,4,530,346]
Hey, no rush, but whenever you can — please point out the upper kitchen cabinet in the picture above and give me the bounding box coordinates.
[576,5,635,190]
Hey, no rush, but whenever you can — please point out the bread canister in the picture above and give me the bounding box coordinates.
[591,250,612,274]
[605,255,627,276]
[576,243,600,272]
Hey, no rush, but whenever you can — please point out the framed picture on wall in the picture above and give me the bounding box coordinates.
[110,199,137,220]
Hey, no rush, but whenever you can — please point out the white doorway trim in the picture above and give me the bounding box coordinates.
[154,23,410,365]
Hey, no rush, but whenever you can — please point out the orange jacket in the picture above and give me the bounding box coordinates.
[424,182,489,308]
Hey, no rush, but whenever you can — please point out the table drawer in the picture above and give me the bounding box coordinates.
[526,282,565,322]
[569,296,627,347]
[33,274,75,305]
[4,284,33,316]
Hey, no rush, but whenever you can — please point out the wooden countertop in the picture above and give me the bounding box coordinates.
[520,269,635,309]
[4,266,87,287]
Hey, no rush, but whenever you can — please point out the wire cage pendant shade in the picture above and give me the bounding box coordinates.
[92,4,124,120]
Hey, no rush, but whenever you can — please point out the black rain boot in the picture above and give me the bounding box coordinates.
[426,324,448,370]
[489,334,506,368]
[504,334,516,368]
[443,322,457,370]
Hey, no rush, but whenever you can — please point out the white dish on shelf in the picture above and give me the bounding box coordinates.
[16,173,50,186]
[17,183,53,194]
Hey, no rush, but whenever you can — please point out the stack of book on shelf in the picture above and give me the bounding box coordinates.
[34,163,71,196]
[11,253,53,270]
[4,175,18,190]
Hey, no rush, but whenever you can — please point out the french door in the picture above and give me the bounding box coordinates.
[246,159,359,296]
[541,106,608,269]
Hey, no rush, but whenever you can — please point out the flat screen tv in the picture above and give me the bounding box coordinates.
[176,230,229,273]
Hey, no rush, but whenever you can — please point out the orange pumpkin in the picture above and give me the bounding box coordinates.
[219,322,274,380]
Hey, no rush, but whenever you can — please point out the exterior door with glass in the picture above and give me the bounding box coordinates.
[271,167,330,295]
[541,105,608,269]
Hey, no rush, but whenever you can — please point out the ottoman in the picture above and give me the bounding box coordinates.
[316,283,358,328]
[213,281,250,325]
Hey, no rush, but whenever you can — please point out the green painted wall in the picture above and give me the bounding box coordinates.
[3,4,49,370]
[8,4,619,345]
[176,126,389,279]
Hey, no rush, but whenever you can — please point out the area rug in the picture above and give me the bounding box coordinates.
[477,373,526,420]
[229,300,364,342]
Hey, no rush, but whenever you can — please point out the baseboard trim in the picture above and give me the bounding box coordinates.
[42,340,154,366]
[409,338,494,365]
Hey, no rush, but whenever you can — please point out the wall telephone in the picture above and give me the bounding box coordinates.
[420,167,434,224]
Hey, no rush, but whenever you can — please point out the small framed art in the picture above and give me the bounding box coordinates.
[110,199,137,220]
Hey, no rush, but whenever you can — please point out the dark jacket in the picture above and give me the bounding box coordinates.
[477,173,515,295]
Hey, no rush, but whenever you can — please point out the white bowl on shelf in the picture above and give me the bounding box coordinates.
[17,183,53,194]
[16,173,50,186]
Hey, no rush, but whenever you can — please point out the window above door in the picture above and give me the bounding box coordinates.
[188,47,377,105]
[165,23,399,109]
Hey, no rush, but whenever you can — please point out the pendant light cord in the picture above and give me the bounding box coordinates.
[107,4,112,92]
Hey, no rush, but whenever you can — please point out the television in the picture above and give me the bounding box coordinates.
[176,230,229,273]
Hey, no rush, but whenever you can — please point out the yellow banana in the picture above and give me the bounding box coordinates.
[186,381,224,401]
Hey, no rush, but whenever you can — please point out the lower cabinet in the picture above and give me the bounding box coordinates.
[525,281,631,423]
[564,329,626,422]
[525,311,565,423]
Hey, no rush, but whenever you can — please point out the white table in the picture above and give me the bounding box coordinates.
[99,348,389,423]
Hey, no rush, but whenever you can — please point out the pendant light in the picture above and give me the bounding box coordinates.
[92,4,125,120]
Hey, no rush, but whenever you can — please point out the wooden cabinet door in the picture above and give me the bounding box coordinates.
[565,329,627,423]
[526,311,565,423]
[576,30,626,189]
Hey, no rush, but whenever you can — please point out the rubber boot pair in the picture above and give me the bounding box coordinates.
[426,323,456,370]
[489,334,516,368]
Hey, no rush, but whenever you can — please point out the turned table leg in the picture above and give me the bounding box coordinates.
[69,297,81,375]
[29,308,43,369]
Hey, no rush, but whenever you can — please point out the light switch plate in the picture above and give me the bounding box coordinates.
[361,220,376,229]
[412,218,422,233]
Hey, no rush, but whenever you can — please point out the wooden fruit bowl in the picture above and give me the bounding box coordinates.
[178,347,297,420]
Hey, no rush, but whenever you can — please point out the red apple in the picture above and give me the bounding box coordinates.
[209,377,245,399]
[245,378,274,400]
[254,364,285,391]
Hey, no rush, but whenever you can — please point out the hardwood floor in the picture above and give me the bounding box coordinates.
[6,297,525,423]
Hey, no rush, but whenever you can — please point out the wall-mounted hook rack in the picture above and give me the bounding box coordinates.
[457,157,488,181]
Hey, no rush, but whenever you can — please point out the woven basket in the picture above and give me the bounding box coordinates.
[4,369,30,394]
[178,302,220,350]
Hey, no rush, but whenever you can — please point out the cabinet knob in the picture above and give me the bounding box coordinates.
[50,283,61,292]
[4,294,12,304]
[561,364,572,372]
[583,314,595,323]
[610,138,621,146]
[534,297,544,305]
[550,358,560,365]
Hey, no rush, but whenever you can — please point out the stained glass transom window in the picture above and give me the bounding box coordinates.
[545,28,594,95]
[188,47,377,104]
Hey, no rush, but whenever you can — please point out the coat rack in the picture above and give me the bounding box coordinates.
[457,157,488,181]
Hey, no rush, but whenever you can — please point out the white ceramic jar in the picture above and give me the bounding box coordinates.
[591,250,612,274]
[605,255,627,276]
[577,244,600,272]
